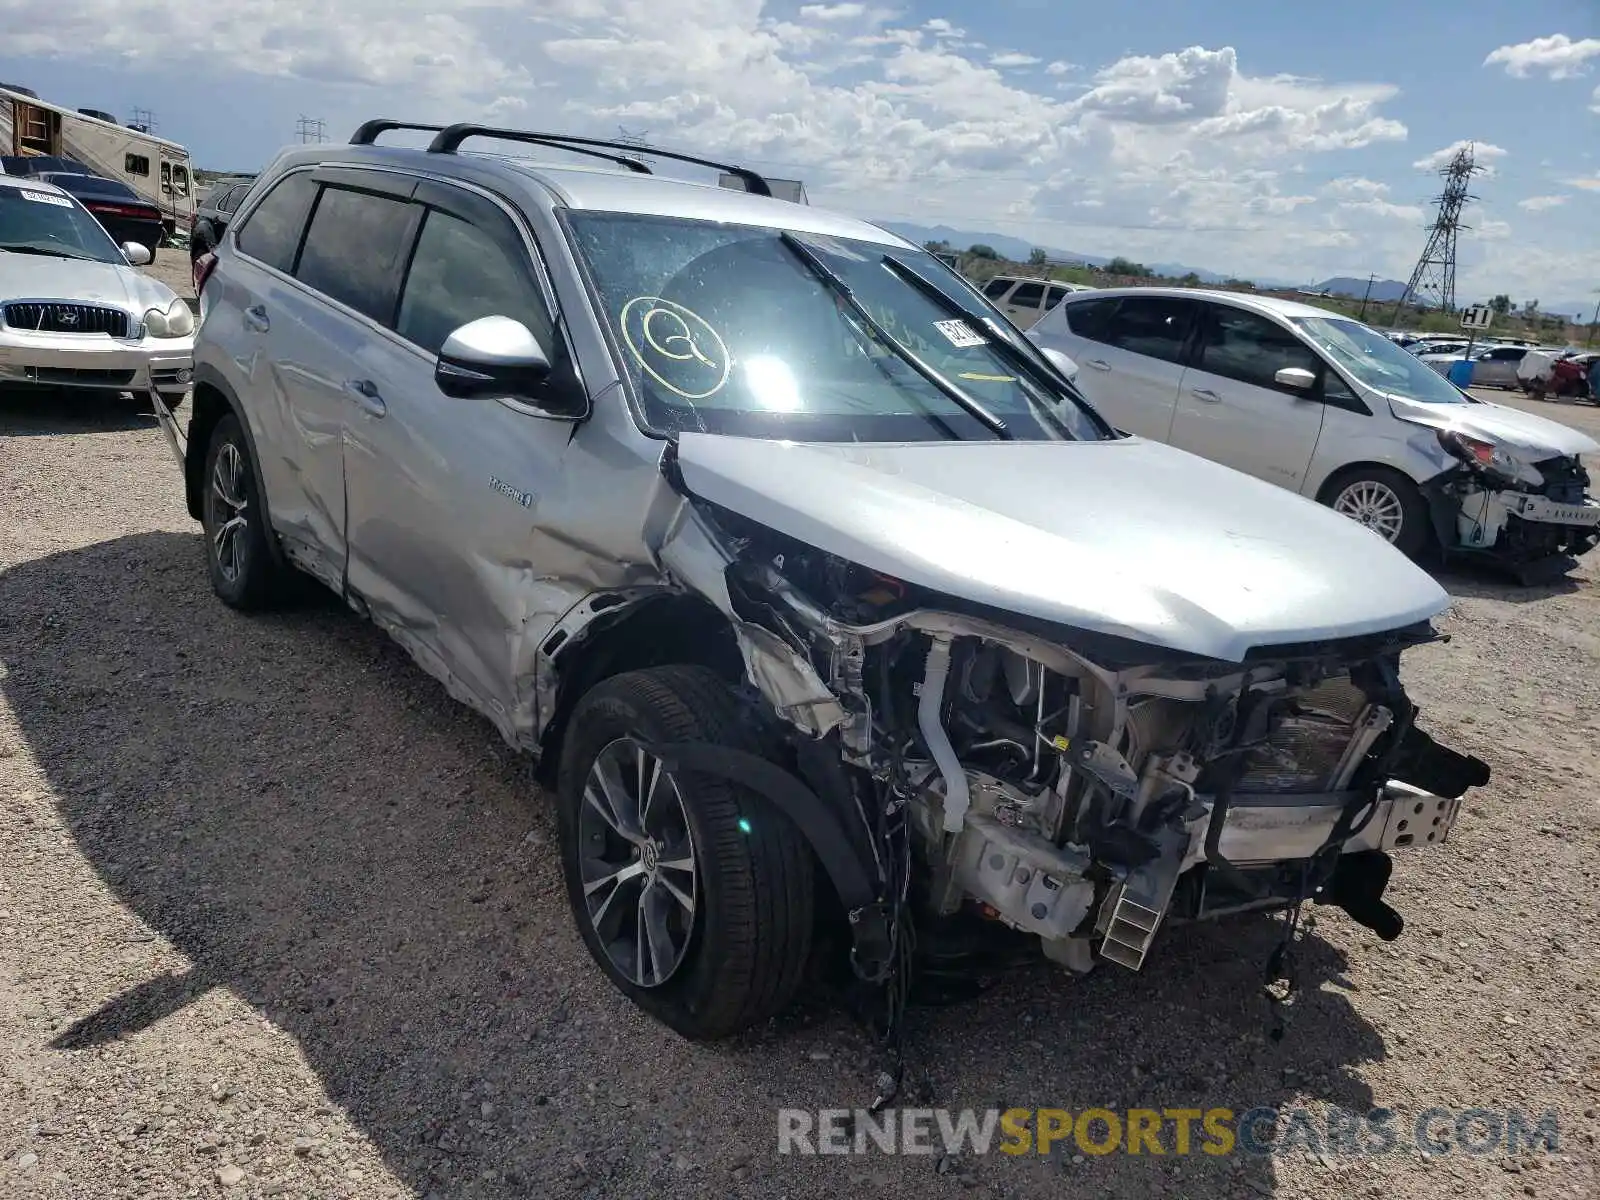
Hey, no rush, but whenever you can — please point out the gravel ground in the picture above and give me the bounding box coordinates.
[1,362,1597,1199]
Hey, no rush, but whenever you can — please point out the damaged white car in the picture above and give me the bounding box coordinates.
[173,123,1490,1049]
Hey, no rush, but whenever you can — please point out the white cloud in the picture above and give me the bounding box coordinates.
[1517,194,1568,211]
[1592,84,1600,114]
[1045,60,1078,76]
[1340,197,1424,222]
[798,2,866,19]
[989,52,1041,69]
[1412,140,1508,171]
[1325,176,1389,197]
[922,17,964,39]
[1484,33,1600,80]
[1476,218,1512,241]
[1070,45,1235,124]
[1567,174,1600,191]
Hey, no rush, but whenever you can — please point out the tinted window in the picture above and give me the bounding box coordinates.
[294,186,416,324]
[217,185,246,215]
[1489,347,1525,361]
[1196,305,1321,391]
[1007,282,1046,308]
[125,153,150,176]
[1064,296,1117,341]
[397,208,552,356]
[1105,297,1195,364]
[1046,285,1069,308]
[982,278,1012,299]
[235,171,318,273]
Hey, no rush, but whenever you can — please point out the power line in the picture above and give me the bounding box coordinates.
[1390,143,1484,321]
[129,107,156,135]
[295,116,328,144]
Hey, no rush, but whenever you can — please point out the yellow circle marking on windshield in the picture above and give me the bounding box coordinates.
[620,296,731,401]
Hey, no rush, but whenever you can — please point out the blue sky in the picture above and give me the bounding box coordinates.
[4,0,1596,308]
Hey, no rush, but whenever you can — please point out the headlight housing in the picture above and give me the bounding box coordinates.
[1435,429,1541,488]
[143,299,195,339]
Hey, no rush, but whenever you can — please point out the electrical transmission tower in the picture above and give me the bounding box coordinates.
[295,116,328,144]
[129,107,156,134]
[615,125,653,166]
[1391,144,1484,320]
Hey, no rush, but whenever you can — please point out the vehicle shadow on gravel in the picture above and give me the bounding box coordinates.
[0,530,1391,1200]
[0,386,166,436]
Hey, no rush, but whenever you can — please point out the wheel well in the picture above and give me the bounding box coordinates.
[534,592,744,786]
[1315,460,1418,505]
[184,383,232,519]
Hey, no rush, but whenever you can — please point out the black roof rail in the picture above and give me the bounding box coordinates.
[425,125,772,196]
[349,120,448,146]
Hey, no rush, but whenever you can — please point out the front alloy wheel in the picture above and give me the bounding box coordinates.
[201,412,291,609]
[578,737,699,988]
[206,440,250,586]
[1332,478,1406,543]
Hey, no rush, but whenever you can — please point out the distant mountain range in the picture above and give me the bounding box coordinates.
[1310,277,1410,302]
[877,221,1300,288]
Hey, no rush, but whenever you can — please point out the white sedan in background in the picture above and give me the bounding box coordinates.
[1028,287,1600,580]
[0,174,193,406]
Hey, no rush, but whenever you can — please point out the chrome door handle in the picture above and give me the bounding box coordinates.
[343,378,387,417]
[1086,358,1112,371]
[1190,387,1221,402]
[243,305,269,333]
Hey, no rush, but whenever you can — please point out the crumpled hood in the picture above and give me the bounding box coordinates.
[674,433,1449,663]
[0,250,175,315]
[1387,393,1599,459]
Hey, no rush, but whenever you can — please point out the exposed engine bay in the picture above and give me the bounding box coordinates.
[657,487,1492,1001]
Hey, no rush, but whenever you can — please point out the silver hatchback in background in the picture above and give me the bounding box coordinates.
[176,123,1488,1048]
[1028,287,1600,580]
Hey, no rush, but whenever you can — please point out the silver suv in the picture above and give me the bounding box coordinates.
[178,122,1488,1042]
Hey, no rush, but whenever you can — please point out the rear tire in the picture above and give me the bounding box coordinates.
[1321,466,1430,560]
[201,413,290,610]
[557,666,814,1040]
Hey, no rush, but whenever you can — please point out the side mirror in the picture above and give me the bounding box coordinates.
[435,315,570,409]
[1275,366,1316,392]
[1040,346,1079,383]
[122,242,153,266]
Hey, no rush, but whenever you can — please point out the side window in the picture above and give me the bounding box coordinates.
[1046,285,1069,309]
[294,186,418,324]
[217,185,246,215]
[396,207,553,356]
[172,165,190,197]
[1006,281,1046,309]
[125,153,150,177]
[982,278,1012,300]
[235,171,319,273]
[160,162,172,194]
[1104,297,1196,364]
[1196,305,1322,392]
[1064,297,1118,342]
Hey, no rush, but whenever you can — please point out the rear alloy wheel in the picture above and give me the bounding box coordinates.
[201,413,290,609]
[1325,467,1428,559]
[557,666,814,1040]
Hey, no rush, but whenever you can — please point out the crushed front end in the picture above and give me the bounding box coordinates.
[664,499,1491,991]
[1427,431,1600,581]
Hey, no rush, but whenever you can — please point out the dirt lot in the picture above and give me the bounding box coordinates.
[1,338,1598,1198]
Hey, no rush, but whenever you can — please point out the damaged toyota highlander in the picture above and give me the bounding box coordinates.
[175,123,1490,1045]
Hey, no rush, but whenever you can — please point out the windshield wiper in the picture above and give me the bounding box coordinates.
[777,232,1010,439]
[877,254,1103,433]
[0,244,98,261]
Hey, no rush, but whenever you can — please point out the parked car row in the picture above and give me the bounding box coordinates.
[157,121,1496,1044]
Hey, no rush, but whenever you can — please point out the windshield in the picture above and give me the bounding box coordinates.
[565,212,1111,442]
[0,185,124,263]
[1293,316,1468,405]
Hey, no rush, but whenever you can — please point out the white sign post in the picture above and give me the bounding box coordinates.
[1460,305,1493,331]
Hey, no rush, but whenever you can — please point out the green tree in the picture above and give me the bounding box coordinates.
[1106,256,1152,277]
[1028,247,1048,267]
[1522,299,1540,319]
[968,243,998,260]
[1178,271,1202,287]
[1488,293,1512,316]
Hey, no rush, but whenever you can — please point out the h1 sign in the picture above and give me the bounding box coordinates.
[1460,305,1493,330]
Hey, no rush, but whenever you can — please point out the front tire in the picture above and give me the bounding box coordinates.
[1322,466,1430,559]
[557,666,814,1040]
[201,413,290,609]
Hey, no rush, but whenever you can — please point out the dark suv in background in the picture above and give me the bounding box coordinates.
[189,175,256,263]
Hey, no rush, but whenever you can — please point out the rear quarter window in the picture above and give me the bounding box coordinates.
[234,171,319,273]
[1063,296,1117,342]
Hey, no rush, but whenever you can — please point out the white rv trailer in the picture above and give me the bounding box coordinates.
[0,85,195,236]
